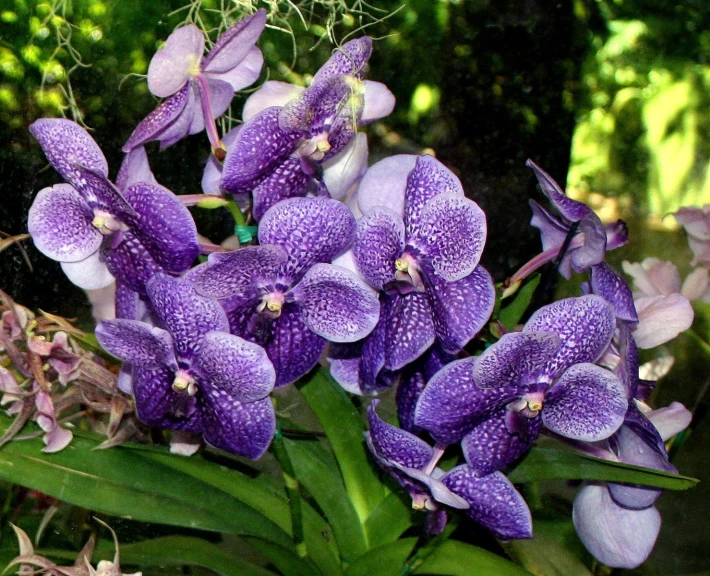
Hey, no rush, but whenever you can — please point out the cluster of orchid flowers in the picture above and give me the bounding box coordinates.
[15,7,698,571]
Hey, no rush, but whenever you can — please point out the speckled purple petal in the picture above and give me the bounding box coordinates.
[146,274,229,360]
[199,390,275,459]
[122,182,199,274]
[196,331,274,403]
[361,80,395,123]
[415,357,515,444]
[116,146,156,191]
[61,251,115,290]
[202,9,266,73]
[148,25,204,98]
[384,292,436,371]
[123,84,190,152]
[590,262,638,323]
[404,156,464,239]
[328,343,364,394]
[265,307,325,387]
[357,155,417,218]
[412,194,486,281]
[292,263,379,342]
[280,75,354,134]
[102,231,163,293]
[115,280,148,321]
[529,199,568,251]
[133,365,202,431]
[208,45,263,92]
[524,295,616,377]
[221,107,303,194]
[193,245,287,299]
[474,331,561,390]
[570,213,607,273]
[526,159,590,222]
[251,157,311,221]
[354,206,404,291]
[72,166,135,217]
[28,184,100,263]
[462,410,541,476]
[30,118,108,186]
[157,84,198,149]
[367,400,432,468]
[423,265,496,353]
[573,484,661,569]
[312,37,373,84]
[397,370,427,433]
[442,467,533,540]
[96,319,176,369]
[258,197,356,280]
[544,363,626,441]
[360,303,388,393]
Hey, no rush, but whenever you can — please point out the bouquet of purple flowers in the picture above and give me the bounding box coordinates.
[1,8,701,576]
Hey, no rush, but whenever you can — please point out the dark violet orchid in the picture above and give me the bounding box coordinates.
[509,160,628,285]
[329,155,495,394]
[573,401,691,568]
[190,197,380,387]
[219,36,395,220]
[96,274,276,459]
[366,401,533,540]
[29,119,199,293]
[124,10,266,152]
[415,295,628,476]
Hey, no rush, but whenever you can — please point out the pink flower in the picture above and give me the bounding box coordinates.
[674,205,710,266]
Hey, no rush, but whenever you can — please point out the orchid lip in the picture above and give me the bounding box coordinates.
[257,291,286,319]
[91,209,126,235]
[172,368,197,396]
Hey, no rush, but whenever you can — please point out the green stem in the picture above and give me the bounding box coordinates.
[272,424,308,559]
[226,199,247,227]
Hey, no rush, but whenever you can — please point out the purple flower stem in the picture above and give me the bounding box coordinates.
[198,243,231,254]
[422,443,448,476]
[508,231,584,285]
[195,74,225,152]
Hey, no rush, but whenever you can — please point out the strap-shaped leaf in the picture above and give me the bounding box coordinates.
[363,492,413,546]
[509,446,698,489]
[414,540,533,576]
[344,538,418,576]
[283,437,368,561]
[498,275,541,330]
[299,368,387,522]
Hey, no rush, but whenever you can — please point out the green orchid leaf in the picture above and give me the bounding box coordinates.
[509,446,698,489]
[414,540,534,576]
[299,368,386,523]
[501,532,592,576]
[344,538,418,576]
[499,275,541,330]
[363,492,414,546]
[283,437,368,560]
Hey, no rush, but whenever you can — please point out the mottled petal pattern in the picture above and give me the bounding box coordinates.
[543,363,627,441]
[312,37,373,83]
[354,206,405,290]
[442,467,533,540]
[590,262,639,323]
[133,366,202,431]
[526,159,589,222]
[96,320,176,369]
[293,263,379,342]
[123,85,190,152]
[384,293,436,371]
[251,157,311,221]
[28,184,100,263]
[201,9,266,73]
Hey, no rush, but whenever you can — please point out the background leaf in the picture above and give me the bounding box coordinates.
[499,275,541,330]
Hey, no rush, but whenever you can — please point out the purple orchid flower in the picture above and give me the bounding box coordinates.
[573,401,691,568]
[329,155,495,394]
[96,274,276,459]
[509,160,628,285]
[366,401,533,540]
[29,119,200,293]
[415,295,628,476]
[124,10,266,152]
[190,197,380,387]
[219,36,395,220]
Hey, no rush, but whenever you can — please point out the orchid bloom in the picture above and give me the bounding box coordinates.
[219,36,394,219]
[366,401,533,540]
[124,10,266,152]
[190,197,380,387]
[415,296,627,476]
[96,274,276,459]
[29,119,199,293]
[673,204,710,266]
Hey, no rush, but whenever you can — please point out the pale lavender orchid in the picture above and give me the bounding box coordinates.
[674,204,710,266]
[123,10,266,152]
[329,155,495,394]
[29,119,199,293]
[415,295,627,476]
[366,401,533,540]
[96,274,276,459]
[219,37,394,219]
[189,197,380,387]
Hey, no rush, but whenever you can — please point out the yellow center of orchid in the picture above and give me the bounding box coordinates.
[394,258,408,272]
[316,140,331,153]
[187,53,202,78]
[527,400,543,413]
[92,215,106,229]
[267,300,282,313]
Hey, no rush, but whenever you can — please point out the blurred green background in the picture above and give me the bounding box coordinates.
[1,0,709,573]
